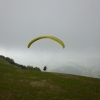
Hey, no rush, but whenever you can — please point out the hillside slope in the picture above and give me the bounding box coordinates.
[0,58,100,100]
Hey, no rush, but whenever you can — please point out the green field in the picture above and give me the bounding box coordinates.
[0,58,100,100]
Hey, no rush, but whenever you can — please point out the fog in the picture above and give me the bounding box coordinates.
[0,0,100,70]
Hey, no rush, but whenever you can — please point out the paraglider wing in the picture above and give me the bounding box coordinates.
[27,36,65,48]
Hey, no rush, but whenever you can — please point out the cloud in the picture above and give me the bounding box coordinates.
[0,0,100,69]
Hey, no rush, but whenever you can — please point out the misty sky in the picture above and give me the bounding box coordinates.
[0,0,100,70]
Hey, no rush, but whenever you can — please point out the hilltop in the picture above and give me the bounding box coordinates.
[0,58,100,100]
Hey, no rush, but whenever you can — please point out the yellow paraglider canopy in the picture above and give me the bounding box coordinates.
[27,36,65,48]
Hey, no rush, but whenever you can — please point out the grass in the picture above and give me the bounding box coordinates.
[0,58,100,100]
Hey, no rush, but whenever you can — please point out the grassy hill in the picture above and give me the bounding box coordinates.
[0,58,100,100]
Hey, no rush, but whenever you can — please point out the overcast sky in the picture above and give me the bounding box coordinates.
[0,0,100,70]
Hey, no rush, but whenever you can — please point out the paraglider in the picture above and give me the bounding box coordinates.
[27,35,65,69]
[27,36,65,48]
[43,66,47,71]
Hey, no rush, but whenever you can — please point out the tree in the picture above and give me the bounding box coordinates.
[5,57,15,64]
[27,65,34,70]
[0,55,5,59]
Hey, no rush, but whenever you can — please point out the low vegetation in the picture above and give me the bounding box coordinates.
[0,57,100,100]
[0,55,41,71]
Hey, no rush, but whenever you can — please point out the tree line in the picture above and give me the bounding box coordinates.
[0,55,41,71]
